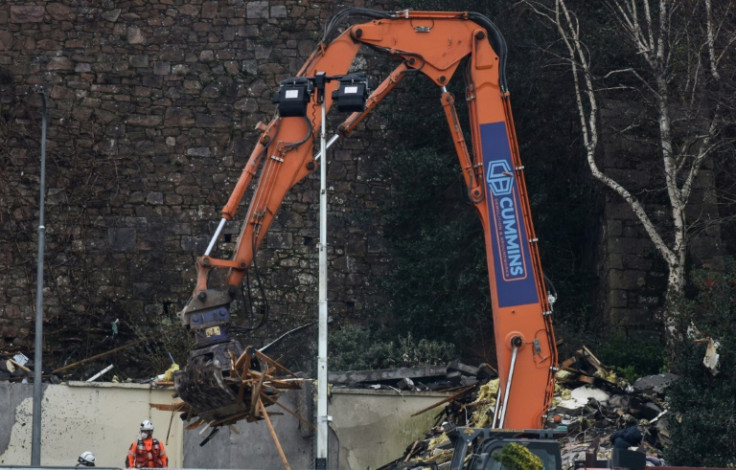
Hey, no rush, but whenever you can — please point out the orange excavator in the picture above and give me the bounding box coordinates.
[174,8,560,468]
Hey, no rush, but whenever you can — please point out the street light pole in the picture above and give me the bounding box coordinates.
[31,89,47,466]
[315,72,330,470]
[272,72,369,470]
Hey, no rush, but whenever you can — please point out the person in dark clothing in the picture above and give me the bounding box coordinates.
[611,426,643,449]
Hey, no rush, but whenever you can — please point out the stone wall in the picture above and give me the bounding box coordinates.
[0,0,398,370]
[596,101,724,337]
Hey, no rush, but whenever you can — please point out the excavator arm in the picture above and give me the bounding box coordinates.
[175,8,557,431]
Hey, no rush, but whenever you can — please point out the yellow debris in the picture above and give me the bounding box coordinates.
[469,379,499,426]
[162,363,180,382]
[427,432,450,449]
[556,370,572,381]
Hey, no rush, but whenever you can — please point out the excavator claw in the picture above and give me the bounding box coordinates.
[173,290,303,427]
[174,340,249,423]
[173,318,303,428]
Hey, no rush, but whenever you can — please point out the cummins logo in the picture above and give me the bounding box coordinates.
[486,159,525,278]
[486,160,513,196]
[480,121,539,307]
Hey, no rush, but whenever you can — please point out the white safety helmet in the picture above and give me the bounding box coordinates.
[78,451,95,467]
[140,419,154,432]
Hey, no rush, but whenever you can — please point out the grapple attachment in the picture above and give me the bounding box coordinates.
[174,340,250,423]
[174,290,302,427]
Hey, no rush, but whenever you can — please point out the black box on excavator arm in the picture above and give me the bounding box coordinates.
[331,73,369,113]
[273,77,312,117]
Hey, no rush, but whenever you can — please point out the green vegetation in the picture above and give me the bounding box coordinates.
[371,142,494,357]
[492,443,544,470]
[664,261,736,466]
[597,337,666,383]
[329,325,457,371]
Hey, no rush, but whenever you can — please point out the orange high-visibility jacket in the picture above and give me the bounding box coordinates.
[125,437,167,468]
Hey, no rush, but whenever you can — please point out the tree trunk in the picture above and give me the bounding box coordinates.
[664,259,686,367]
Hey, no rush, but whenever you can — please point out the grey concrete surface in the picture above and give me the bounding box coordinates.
[1,382,448,470]
[0,382,184,468]
[183,386,447,470]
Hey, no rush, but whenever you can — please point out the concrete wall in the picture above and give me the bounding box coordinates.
[0,382,183,468]
[1,382,448,470]
[329,389,444,470]
[182,387,446,470]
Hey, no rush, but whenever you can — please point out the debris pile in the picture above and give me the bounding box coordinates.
[4,344,678,469]
[0,352,32,381]
[376,347,676,470]
[549,347,673,468]
[328,361,496,392]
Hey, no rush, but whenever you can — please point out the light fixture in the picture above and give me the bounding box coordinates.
[273,77,312,117]
[331,73,369,113]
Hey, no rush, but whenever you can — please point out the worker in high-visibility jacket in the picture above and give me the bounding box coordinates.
[125,420,168,468]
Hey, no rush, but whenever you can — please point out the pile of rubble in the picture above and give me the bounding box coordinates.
[551,347,673,468]
[375,347,677,469]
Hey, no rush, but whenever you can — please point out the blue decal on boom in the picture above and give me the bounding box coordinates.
[481,122,539,308]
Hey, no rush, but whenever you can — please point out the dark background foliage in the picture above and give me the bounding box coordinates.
[665,261,736,466]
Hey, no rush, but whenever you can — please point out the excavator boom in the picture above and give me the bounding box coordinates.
[175,8,557,432]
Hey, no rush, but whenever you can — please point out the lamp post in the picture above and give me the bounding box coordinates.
[274,72,368,470]
[31,89,48,466]
[314,71,330,470]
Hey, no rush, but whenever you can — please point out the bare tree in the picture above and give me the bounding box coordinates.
[520,0,735,349]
